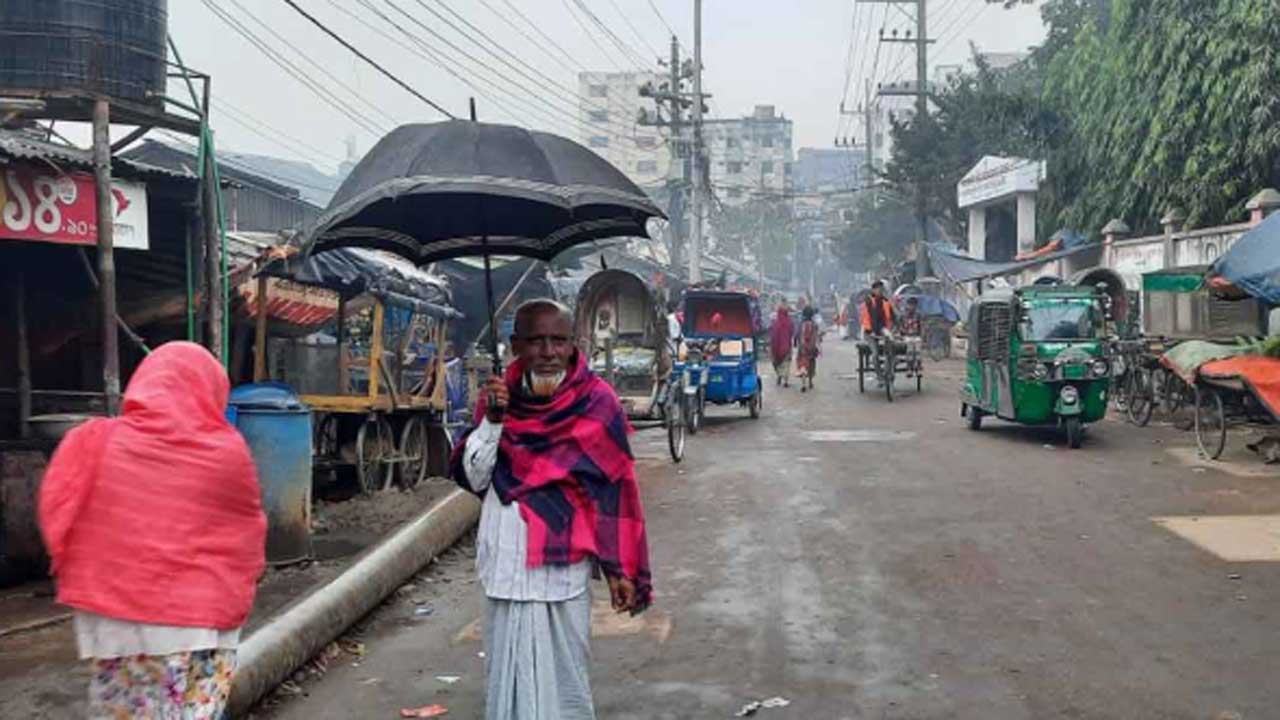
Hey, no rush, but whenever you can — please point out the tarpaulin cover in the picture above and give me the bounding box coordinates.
[1210,212,1280,304]
[1159,340,1251,383]
[927,242,1095,283]
[1199,355,1280,420]
[263,247,461,319]
[895,294,961,323]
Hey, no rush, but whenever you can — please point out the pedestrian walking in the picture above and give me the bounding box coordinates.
[451,299,653,720]
[797,306,821,392]
[38,342,266,720]
[770,302,795,387]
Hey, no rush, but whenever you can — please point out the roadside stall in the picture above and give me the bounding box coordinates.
[250,247,462,492]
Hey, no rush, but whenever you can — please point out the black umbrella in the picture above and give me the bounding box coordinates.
[303,118,666,373]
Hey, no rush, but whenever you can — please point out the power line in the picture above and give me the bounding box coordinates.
[646,0,685,49]
[570,0,654,69]
[416,0,645,142]
[223,0,399,127]
[379,0,646,154]
[279,0,456,119]
[216,101,346,167]
[157,130,339,196]
[498,0,586,73]
[604,0,663,61]
[559,0,631,72]
[200,0,386,135]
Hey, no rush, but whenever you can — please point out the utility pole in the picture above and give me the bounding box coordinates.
[92,99,121,416]
[639,36,694,274]
[861,0,933,279]
[689,0,704,283]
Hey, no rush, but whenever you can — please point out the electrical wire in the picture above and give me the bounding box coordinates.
[200,0,386,135]
[604,0,663,62]
[418,0,648,142]
[570,0,654,70]
[222,0,399,128]
[278,0,456,118]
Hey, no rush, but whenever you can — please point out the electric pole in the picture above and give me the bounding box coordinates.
[690,0,704,283]
[860,0,934,279]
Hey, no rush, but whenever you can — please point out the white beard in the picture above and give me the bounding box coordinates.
[527,370,566,398]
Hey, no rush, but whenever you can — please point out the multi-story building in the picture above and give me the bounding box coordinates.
[703,104,794,207]
[794,146,867,193]
[576,71,670,191]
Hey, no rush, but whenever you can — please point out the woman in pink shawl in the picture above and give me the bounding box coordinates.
[770,303,795,388]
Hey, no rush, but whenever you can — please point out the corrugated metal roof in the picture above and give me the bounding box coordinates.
[0,130,197,183]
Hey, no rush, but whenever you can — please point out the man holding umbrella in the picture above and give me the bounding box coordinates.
[452,298,652,720]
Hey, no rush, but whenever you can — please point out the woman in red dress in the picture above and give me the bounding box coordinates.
[797,306,821,392]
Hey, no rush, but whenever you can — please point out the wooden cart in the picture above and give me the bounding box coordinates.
[250,273,455,493]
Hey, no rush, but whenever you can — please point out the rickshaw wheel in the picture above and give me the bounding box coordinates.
[667,408,685,463]
[1165,374,1194,430]
[685,393,702,435]
[314,413,340,461]
[1065,417,1084,449]
[1194,387,1227,460]
[749,383,762,419]
[357,416,395,493]
[966,405,983,430]
[1126,369,1154,427]
[397,416,430,489]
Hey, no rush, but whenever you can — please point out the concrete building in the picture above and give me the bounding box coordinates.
[576,71,670,191]
[794,146,867,192]
[703,104,794,206]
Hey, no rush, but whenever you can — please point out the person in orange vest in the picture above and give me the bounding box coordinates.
[860,281,897,379]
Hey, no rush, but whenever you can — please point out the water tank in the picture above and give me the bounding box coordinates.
[0,0,169,107]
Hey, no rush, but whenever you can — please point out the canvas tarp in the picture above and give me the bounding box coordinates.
[1210,212,1280,304]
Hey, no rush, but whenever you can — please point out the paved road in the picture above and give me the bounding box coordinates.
[261,341,1280,720]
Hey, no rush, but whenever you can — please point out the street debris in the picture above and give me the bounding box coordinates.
[1228,573,1243,580]
[1247,435,1280,463]
[435,675,462,684]
[735,696,790,716]
[399,704,449,717]
[414,606,436,618]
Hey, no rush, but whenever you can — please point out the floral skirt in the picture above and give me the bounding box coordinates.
[88,649,236,720]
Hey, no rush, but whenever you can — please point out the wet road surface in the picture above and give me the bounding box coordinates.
[260,340,1280,719]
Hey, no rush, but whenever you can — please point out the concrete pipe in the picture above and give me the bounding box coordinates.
[228,488,480,716]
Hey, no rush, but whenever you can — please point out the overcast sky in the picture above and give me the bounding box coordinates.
[161,0,1046,173]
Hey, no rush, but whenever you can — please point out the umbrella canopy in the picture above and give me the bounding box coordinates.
[304,121,665,263]
[1210,212,1280,304]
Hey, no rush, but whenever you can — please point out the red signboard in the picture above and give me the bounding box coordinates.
[0,161,149,249]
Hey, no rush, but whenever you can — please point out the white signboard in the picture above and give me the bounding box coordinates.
[110,179,149,250]
[957,156,1045,209]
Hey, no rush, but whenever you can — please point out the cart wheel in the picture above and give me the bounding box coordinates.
[357,416,395,493]
[916,358,923,393]
[1194,387,1227,460]
[1126,368,1154,427]
[858,366,865,393]
[667,404,685,463]
[967,405,983,430]
[397,416,430,489]
[685,393,701,435]
[314,413,340,461]
[1165,374,1194,430]
[749,383,762,419]
[885,374,895,402]
[1065,416,1084,449]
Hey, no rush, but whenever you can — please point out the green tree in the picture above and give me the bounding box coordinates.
[831,192,917,274]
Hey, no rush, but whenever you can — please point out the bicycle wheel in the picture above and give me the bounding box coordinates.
[1126,368,1155,427]
[667,401,685,463]
[1165,373,1194,430]
[884,346,896,402]
[1194,387,1227,460]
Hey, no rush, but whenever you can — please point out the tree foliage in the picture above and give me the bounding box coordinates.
[830,193,917,274]
[883,0,1280,241]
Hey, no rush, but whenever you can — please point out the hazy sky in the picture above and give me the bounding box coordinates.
[162,0,1047,173]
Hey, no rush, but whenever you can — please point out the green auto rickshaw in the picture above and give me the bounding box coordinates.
[961,285,1113,448]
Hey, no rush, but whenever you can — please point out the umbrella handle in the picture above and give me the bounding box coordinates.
[481,238,505,421]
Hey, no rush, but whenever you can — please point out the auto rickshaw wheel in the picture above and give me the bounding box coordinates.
[357,416,396,493]
[1065,417,1084,449]
[749,383,762,419]
[1194,387,1227,460]
[966,405,983,430]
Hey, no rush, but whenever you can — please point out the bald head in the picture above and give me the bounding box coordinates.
[513,299,572,337]
[511,298,575,386]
